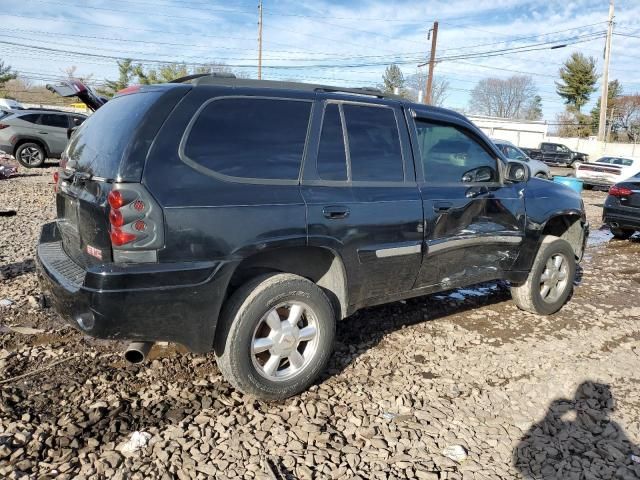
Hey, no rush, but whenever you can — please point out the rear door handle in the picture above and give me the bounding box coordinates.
[433,201,452,212]
[322,206,350,219]
[38,131,48,134]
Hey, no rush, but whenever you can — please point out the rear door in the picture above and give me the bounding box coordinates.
[38,113,70,155]
[301,98,423,306]
[409,115,525,288]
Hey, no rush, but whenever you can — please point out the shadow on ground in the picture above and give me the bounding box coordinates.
[514,381,640,479]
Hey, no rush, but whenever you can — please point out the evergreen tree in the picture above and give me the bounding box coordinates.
[555,52,599,112]
[0,59,17,88]
[524,95,543,120]
[100,59,135,97]
[381,64,406,95]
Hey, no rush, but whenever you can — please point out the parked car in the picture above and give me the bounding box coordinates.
[0,109,87,167]
[37,76,588,400]
[492,139,551,179]
[0,98,23,110]
[521,142,589,166]
[575,156,640,189]
[602,173,640,239]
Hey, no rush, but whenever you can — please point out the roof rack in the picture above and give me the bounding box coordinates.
[187,75,402,99]
[170,72,237,84]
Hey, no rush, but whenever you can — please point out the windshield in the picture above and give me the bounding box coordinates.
[65,92,161,178]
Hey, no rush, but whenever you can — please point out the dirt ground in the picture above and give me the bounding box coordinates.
[1,164,640,479]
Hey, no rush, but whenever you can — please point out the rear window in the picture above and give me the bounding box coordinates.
[182,97,312,181]
[66,92,161,178]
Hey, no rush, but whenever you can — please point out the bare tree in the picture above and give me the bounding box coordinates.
[469,75,538,118]
[404,72,449,106]
[61,65,94,84]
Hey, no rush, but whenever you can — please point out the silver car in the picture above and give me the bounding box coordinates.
[493,139,552,179]
[0,109,87,168]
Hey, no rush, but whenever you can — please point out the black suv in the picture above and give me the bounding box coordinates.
[0,108,87,167]
[37,76,588,400]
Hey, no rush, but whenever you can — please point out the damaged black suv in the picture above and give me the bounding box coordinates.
[37,75,588,400]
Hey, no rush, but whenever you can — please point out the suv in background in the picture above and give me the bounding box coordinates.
[492,139,551,179]
[37,76,588,400]
[0,109,87,167]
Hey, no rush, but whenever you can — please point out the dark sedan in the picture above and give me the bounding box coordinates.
[603,172,640,239]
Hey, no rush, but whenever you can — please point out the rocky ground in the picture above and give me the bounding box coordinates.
[1,162,640,479]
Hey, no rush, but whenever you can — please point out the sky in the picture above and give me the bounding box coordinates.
[2,0,640,121]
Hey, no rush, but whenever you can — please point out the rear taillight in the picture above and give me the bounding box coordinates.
[107,185,164,258]
[107,190,125,209]
[0,124,9,130]
[110,228,137,246]
[609,185,632,197]
[52,171,59,192]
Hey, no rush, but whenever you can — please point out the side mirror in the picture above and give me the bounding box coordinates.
[505,161,529,183]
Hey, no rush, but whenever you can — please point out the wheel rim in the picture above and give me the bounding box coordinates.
[539,253,569,303]
[251,301,320,382]
[20,147,42,165]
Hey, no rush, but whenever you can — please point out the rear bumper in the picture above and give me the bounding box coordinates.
[36,222,234,353]
[603,206,640,230]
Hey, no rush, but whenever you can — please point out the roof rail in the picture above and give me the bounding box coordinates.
[170,72,237,84]
[314,86,392,98]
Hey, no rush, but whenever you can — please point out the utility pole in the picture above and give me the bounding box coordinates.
[257,0,263,80]
[425,21,439,105]
[598,0,615,141]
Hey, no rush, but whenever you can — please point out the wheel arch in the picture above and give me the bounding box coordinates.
[540,212,585,259]
[226,246,349,321]
[13,136,51,157]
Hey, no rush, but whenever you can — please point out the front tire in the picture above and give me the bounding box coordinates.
[15,142,45,168]
[610,227,634,240]
[511,236,576,315]
[215,273,335,400]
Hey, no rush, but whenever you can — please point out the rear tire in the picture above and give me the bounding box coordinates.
[610,227,634,240]
[535,173,547,179]
[215,273,335,400]
[15,142,45,168]
[511,236,576,315]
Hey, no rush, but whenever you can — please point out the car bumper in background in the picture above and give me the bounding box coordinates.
[36,221,235,353]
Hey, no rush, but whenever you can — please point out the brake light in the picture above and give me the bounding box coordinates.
[116,85,141,96]
[609,185,632,197]
[110,228,137,246]
[107,190,125,209]
[53,171,58,183]
[109,208,124,227]
[0,124,9,130]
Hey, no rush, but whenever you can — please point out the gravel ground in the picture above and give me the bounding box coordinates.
[1,163,640,479]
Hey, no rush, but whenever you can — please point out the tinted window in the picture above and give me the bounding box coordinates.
[67,91,162,178]
[317,104,347,181]
[40,114,69,128]
[415,121,498,183]
[19,113,40,124]
[343,104,403,182]
[184,98,312,180]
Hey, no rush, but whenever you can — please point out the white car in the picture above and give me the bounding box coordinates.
[575,156,640,189]
[0,98,23,110]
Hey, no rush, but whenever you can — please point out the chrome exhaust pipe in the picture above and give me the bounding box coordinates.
[124,341,154,364]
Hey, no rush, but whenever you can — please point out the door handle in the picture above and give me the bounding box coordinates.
[465,186,490,198]
[38,131,48,134]
[433,201,452,212]
[322,206,350,219]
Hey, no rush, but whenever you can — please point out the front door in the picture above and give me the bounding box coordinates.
[409,117,526,289]
[302,99,423,308]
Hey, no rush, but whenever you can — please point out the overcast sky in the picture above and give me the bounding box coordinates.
[2,0,640,120]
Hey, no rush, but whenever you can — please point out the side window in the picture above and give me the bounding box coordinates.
[342,104,403,182]
[19,114,40,124]
[317,104,347,181]
[183,97,312,180]
[40,114,69,129]
[414,120,498,184]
